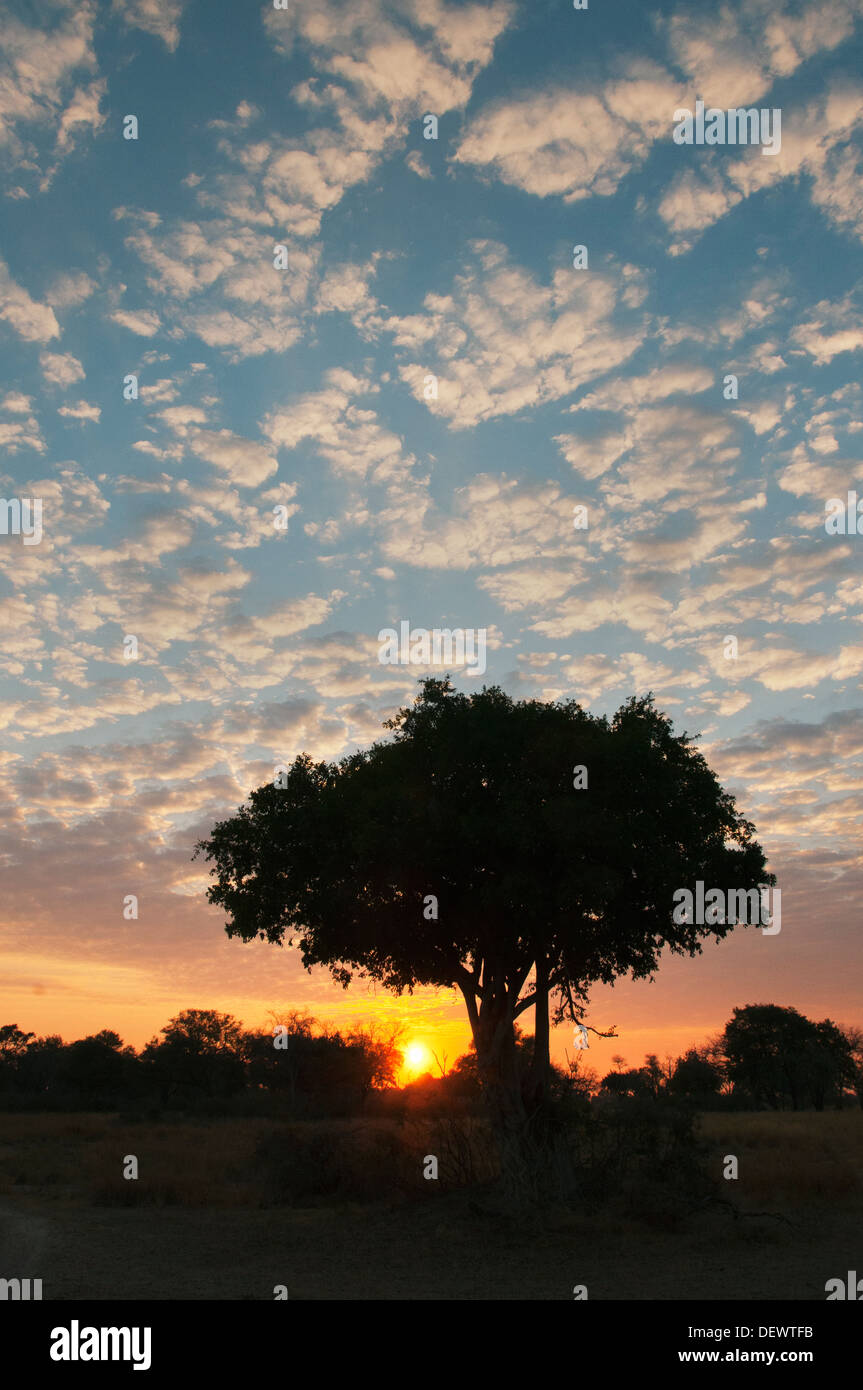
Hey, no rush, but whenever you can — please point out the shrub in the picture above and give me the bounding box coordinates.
[253,1123,419,1205]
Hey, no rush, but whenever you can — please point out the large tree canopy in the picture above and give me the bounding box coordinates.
[194,679,774,1132]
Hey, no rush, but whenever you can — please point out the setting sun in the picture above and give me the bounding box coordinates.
[403,1041,433,1075]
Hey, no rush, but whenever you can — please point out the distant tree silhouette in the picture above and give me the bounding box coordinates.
[642,1054,666,1100]
[564,1053,601,1101]
[0,1024,35,1057]
[839,1025,863,1108]
[243,1013,403,1116]
[669,1048,723,1105]
[195,678,773,1158]
[600,1066,653,1099]
[16,1034,64,1102]
[0,1025,36,1097]
[143,1008,246,1104]
[722,1004,855,1110]
[803,1020,857,1110]
[1,1005,856,1119]
[0,1009,407,1116]
[243,1010,317,1108]
[598,1050,722,1104]
[344,1022,404,1102]
[60,1030,140,1107]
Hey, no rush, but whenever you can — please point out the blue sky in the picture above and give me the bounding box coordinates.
[1,0,862,1065]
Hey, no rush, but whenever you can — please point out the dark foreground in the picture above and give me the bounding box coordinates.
[0,1111,859,1299]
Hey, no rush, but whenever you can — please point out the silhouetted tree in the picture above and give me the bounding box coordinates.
[243,1010,318,1108]
[669,1048,723,1104]
[344,1022,404,1102]
[0,1025,35,1094]
[564,1053,601,1101]
[195,679,773,1156]
[643,1054,666,1100]
[601,1067,653,1098]
[243,1013,403,1116]
[840,1025,863,1108]
[803,1020,856,1110]
[0,1024,35,1057]
[722,1004,854,1110]
[143,1008,246,1105]
[60,1030,140,1107]
[15,1035,64,1102]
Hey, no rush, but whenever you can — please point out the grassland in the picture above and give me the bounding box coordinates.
[0,1110,859,1299]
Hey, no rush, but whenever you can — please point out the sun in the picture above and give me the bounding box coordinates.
[403,1041,432,1075]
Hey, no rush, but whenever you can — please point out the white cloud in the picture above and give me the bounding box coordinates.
[47,272,97,309]
[55,77,106,151]
[117,212,313,359]
[0,417,45,453]
[791,292,863,364]
[188,430,279,488]
[554,428,631,480]
[378,473,578,571]
[658,81,863,247]
[188,0,516,243]
[1,392,33,414]
[387,240,648,429]
[39,350,85,386]
[454,62,680,202]
[114,0,188,52]
[405,150,432,179]
[564,398,743,511]
[0,2,98,158]
[58,400,101,422]
[0,260,60,343]
[263,371,414,484]
[111,308,162,336]
[569,364,714,412]
[662,0,859,107]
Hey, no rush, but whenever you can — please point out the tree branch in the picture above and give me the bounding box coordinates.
[513,991,537,1017]
[457,980,480,1039]
[454,961,483,999]
[583,1022,618,1040]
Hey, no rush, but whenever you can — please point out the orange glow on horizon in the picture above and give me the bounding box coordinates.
[3,945,855,1093]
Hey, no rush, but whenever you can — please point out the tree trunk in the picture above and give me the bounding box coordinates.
[474,996,525,1134]
[461,970,570,1204]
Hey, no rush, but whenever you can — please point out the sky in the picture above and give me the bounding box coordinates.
[0,0,861,1080]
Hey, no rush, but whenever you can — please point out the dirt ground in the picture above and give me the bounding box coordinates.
[0,1191,856,1300]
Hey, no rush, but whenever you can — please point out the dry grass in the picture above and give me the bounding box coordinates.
[698,1111,862,1204]
[0,1113,459,1208]
[1,1109,860,1298]
[0,1113,270,1208]
[1,1109,859,1211]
